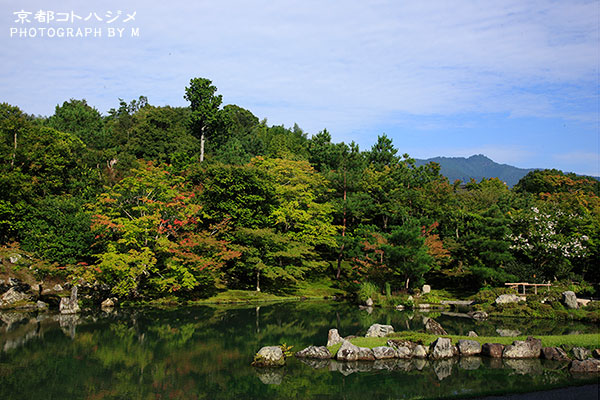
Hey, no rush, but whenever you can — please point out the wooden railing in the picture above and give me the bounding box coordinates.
[504,282,552,295]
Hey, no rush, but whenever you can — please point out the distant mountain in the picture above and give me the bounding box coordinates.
[414,154,537,187]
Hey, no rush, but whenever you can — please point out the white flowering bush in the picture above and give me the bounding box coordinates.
[509,205,589,280]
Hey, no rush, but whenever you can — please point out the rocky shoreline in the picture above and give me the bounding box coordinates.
[253,323,600,376]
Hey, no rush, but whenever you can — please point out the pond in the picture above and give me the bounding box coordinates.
[0,301,597,399]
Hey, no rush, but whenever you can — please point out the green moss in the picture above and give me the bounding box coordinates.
[326,331,600,354]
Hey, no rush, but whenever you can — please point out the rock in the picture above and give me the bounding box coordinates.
[457,340,481,356]
[577,298,591,308]
[467,331,478,337]
[9,255,21,264]
[569,359,600,373]
[395,346,412,359]
[252,346,285,367]
[593,349,600,359]
[412,345,428,358]
[395,304,405,310]
[53,284,64,292]
[365,323,394,337]
[422,284,431,294]
[36,301,48,310]
[495,294,524,305]
[572,347,591,361]
[295,346,331,359]
[372,346,397,359]
[327,328,343,347]
[416,303,431,309]
[407,295,413,302]
[0,288,30,306]
[365,297,374,307]
[496,328,521,337]
[541,347,570,361]
[482,343,505,358]
[468,311,488,320]
[424,317,448,335]
[562,291,578,309]
[336,340,360,361]
[502,336,542,359]
[59,286,80,314]
[430,337,457,359]
[101,298,116,309]
[357,347,375,361]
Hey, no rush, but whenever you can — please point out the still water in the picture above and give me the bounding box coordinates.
[0,301,597,399]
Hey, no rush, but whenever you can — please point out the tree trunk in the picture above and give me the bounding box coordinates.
[10,131,17,167]
[336,169,347,280]
[200,127,205,162]
[256,269,261,292]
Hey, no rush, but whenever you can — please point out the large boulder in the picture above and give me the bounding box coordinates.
[457,340,481,356]
[365,323,394,337]
[253,346,285,367]
[423,317,447,335]
[295,346,331,359]
[59,286,80,314]
[357,347,375,361]
[430,337,457,359]
[336,340,360,361]
[570,359,600,373]
[394,346,412,359]
[541,347,570,361]
[412,345,428,359]
[0,288,30,307]
[502,337,542,359]
[572,347,591,361]
[481,343,505,358]
[495,294,524,305]
[561,291,578,309]
[372,346,397,360]
[327,328,343,347]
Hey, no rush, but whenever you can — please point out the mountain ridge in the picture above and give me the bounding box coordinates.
[414,154,537,187]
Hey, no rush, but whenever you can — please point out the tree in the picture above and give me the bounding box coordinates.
[184,78,223,162]
[47,99,104,149]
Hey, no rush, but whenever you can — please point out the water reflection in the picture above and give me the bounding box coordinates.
[0,303,597,400]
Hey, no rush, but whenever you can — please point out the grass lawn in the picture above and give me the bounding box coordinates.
[190,279,345,304]
[327,331,600,354]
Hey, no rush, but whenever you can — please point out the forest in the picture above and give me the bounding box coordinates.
[1,77,599,301]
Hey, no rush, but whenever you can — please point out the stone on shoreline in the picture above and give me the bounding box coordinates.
[572,347,591,361]
[357,347,375,361]
[430,337,457,359]
[327,328,343,347]
[372,346,397,360]
[253,346,285,367]
[336,340,361,361]
[561,291,578,309]
[502,337,541,359]
[541,347,570,361]
[481,343,505,358]
[457,339,481,356]
[295,346,331,359]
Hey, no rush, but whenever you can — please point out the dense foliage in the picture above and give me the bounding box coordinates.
[1,78,598,300]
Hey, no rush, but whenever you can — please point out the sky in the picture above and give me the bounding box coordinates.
[1,0,599,176]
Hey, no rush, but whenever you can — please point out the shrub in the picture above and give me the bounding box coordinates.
[358,281,379,303]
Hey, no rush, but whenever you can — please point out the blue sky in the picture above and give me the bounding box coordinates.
[2,0,598,175]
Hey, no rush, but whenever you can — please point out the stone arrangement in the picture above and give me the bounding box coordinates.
[253,322,600,376]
